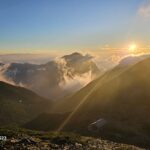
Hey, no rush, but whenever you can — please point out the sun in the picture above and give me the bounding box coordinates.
[129,44,137,53]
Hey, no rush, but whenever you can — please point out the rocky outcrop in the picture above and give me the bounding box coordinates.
[0,131,144,150]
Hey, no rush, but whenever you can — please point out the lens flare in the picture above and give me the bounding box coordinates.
[57,65,133,132]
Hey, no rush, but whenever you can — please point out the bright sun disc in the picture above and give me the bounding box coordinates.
[129,44,137,52]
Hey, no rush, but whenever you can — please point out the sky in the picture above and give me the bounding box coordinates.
[0,0,150,54]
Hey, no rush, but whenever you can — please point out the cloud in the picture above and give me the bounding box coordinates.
[59,71,92,91]
[138,4,150,17]
[55,56,93,92]
[0,72,15,85]
[0,64,16,85]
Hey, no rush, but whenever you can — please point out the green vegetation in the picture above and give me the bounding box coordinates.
[0,127,143,149]
[0,81,52,125]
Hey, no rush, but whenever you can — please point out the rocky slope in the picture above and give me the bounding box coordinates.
[0,128,143,150]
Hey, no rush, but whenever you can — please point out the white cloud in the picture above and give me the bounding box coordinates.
[138,4,150,17]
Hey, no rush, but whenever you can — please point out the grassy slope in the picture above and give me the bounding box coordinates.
[0,127,144,149]
[0,81,52,125]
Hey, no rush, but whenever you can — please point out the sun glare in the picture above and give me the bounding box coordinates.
[129,44,137,53]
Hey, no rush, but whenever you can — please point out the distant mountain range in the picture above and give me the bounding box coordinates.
[0,52,100,99]
[1,52,149,100]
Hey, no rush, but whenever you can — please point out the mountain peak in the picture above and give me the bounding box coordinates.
[62,52,82,59]
[62,52,93,62]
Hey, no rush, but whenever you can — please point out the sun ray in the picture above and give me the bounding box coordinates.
[57,65,134,132]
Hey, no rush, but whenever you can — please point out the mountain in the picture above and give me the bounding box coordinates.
[62,52,98,76]
[57,57,150,124]
[0,52,100,99]
[0,63,4,66]
[25,57,150,148]
[0,81,51,126]
[24,113,69,131]
[118,54,150,67]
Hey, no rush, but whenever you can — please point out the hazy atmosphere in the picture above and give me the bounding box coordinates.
[0,0,150,53]
[0,0,150,149]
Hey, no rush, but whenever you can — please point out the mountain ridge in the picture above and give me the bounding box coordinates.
[0,81,52,126]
